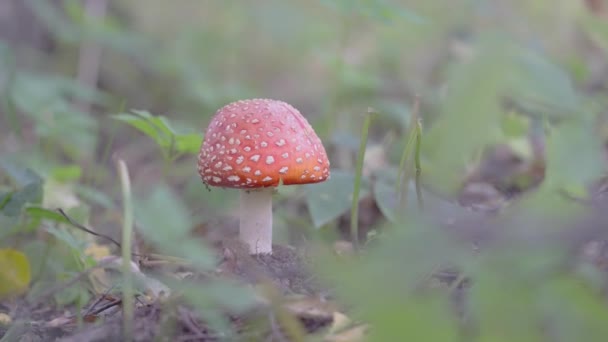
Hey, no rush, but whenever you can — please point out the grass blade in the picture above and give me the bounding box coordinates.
[351,108,375,250]
[117,159,134,342]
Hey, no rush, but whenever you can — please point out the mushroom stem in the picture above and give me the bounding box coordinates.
[239,188,273,254]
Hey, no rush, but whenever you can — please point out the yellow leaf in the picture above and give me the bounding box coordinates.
[84,243,111,261]
[0,249,31,299]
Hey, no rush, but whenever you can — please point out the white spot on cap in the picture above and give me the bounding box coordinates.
[281,152,288,159]
[242,166,251,173]
[250,154,260,162]
[244,146,251,152]
[245,135,251,140]
[313,166,321,171]
[223,165,233,171]
[275,139,286,147]
[212,177,221,183]
[240,130,247,134]
[230,148,237,154]
[236,156,244,164]
[227,175,240,182]
[228,138,235,145]
[266,131,274,137]
[266,156,275,164]
[296,145,302,151]
[254,170,262,176]
[296,158,303,163]
[261,141,268,148]
[251,118,260,124]
[214,162,222,168]
[262,176,272,182]
[279,166,288,174]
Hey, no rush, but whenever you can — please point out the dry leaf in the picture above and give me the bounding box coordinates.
[0,313,12,325]
[85,243,111,260]
[284,296,337,321]
[325,324,368,342]
[328,312,351,334]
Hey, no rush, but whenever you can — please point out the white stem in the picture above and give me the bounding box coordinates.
[239,188,273,254]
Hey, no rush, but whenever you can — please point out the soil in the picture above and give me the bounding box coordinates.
[2,241,333,342]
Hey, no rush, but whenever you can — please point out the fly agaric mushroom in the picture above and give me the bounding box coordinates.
[197,99,330,254]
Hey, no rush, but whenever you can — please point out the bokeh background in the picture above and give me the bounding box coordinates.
[3,0,608,341]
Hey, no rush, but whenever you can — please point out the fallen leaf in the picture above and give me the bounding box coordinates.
[0,248,31,298]
[284,296,337,322]
[46,316,74,328]
[85,243,111,260]
[328,312,351,334]
[325,324,368,342]
[0,312,12,325]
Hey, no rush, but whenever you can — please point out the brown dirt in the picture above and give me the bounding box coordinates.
[2,241,331,342]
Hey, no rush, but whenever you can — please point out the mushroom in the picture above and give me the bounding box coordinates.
[197,99,330,254]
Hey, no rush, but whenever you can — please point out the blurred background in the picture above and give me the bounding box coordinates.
[3,0,608,341]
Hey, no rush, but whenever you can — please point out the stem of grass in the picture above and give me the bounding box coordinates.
[414,119,424,210]
[351,108,375,251]
[397,95,421,212]
[117,159,134,342]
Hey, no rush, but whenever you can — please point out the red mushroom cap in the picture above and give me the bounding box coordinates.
[197,99,330,188]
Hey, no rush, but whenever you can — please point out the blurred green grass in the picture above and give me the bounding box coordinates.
[2,0,608,341]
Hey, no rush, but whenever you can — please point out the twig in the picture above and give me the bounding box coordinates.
[56,208,122,249]
[84,284,116,316]
[177,307,207,340]
[89,299,122,316]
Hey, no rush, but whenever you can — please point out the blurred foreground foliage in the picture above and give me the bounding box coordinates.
[2,0,608,341]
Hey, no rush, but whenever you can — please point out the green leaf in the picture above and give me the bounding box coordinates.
[174,133,203,154]
[423,38,513,194]
[135,185,215,270]
[0,161,42,187]
[316,223,462,342]
[545,117,604,188]
[10,73,101,158]
[26,207,70,224]
[501,112,530,137]
[305,170,370,228]
[373,179,398,222]
[0,249,31,299]
[45,226,86,251]
[113,110,202,156]
[508,50,580,118]
[113,111,169,146]
[74,185,116,210]
[540,276,608,341]
[53,273,90,306]
[50,165,82,182]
